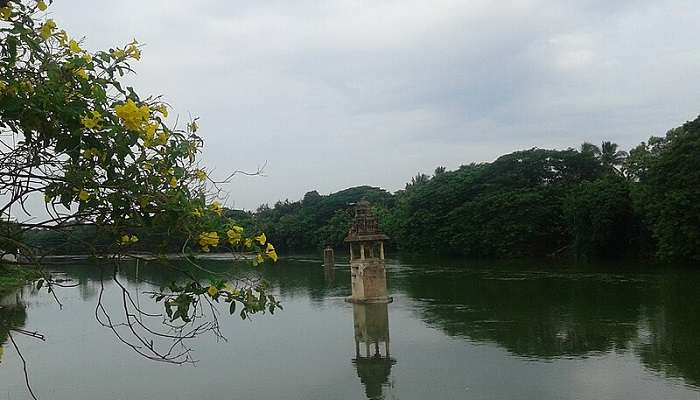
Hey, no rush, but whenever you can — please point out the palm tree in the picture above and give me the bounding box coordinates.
[600,141,628,172]
[580,142,601,157]
[579,141,627,174]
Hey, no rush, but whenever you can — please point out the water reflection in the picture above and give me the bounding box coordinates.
[12,257,700,398]
[0,290,28,363]
[352,303,395,400]
[394,258,700,388]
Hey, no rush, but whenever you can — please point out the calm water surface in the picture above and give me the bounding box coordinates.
[1,256,700,400]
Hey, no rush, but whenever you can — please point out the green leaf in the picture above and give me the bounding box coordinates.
[229,300,236,315]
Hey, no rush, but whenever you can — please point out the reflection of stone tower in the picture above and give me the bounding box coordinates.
[344,200,392,303]
[352,303,395,400]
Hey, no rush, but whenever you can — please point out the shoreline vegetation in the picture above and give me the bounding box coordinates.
[0,264,41,295]
[251,115,700,264]
[21,113,700,265]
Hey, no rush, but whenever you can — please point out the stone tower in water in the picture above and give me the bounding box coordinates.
[344,200,392,303]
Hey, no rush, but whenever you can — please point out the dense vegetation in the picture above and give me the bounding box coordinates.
[252,115,700,263]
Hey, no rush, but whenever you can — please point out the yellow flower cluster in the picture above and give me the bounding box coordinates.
[169,176,177,188]
[78,190,90,201]
[155,104,168,118]
[74,68,88,80]
[0,6,11,20]
[198,231,219,252]
[255,233,266,245]
[126,40,141,60]
[37,1,48,11]
[68,39,82,54]
[207,286,219,297]
[226,226,244,246]
[120,234,139,245]
[194,169,207,182]
[209,201,223,216]
[81,111,102,129]
[114,99,150,131]
[39,19,56,40]
[266,243,278,262]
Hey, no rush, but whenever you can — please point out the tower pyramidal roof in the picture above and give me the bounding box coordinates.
[344,200,389,243]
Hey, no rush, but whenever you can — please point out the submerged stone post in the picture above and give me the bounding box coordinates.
[344,200,392,304]
[323,245,335,269]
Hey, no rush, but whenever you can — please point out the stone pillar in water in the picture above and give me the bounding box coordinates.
[344,200,392,304]
[323,246,335,269]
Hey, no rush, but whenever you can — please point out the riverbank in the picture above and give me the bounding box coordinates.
[0,264,41,295]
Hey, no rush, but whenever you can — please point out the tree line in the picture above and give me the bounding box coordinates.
[253,115,700,262]
[24,115,700,262]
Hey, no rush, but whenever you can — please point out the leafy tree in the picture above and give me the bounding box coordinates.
[563,175,637,259]
[0,0,280,370]
[627,116,700,261]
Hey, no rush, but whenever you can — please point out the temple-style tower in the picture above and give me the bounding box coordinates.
[344,200,392,304]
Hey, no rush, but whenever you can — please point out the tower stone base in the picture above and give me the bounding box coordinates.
[345,259,393,304]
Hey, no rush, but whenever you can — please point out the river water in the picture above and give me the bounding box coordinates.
[1,256,699,399]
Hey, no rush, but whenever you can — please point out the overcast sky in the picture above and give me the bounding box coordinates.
[49,0,700,210]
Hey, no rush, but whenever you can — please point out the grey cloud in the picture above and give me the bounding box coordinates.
[46,0,700,209]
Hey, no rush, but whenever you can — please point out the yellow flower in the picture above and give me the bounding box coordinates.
[192,208,202,217]
[254,253,264,265]
[37,1,48,11]
[68,39,82,54]
[83,53,93,63]
[209,201,223,216]
[126,43,141,60]
[0,80,6,92]
[226,226,243,245]
[169,176,177,188]
[198,231,219,251]
[194,169,207,182]
[111,48,126,59]
[119,235,138,245]
[78,190,89,201]
[207,286,219,297]
[254,233,266,245]
[266,242,278,262]
[114,98,150,131]
[0,7,11,20]
[74,68,88,80]
[155,104,168,118]
[142,123,157,143]
[81,111,101,129]
[39,19,56,40]
[244,238,253,249]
